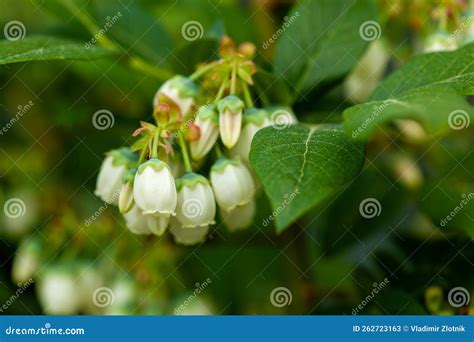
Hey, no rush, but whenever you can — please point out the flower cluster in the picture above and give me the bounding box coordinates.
[95,37,296,245]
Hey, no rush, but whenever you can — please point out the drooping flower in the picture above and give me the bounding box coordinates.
[210,157,255,211]
[170,219,209,246]
[133,159,177,216]
[95,148,137,205]
[176,173,216,228]
[190,105,219,160]
[146,214,171,236]
[230,108,270,163]
[37,266,81,314]
[118,168,136,214]
[123,205,151,235]
[220,199,256,232]
[217,96,244,148]
[153,75,198,116]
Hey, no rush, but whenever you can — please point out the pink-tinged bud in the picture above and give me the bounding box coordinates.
[153,75,198,116]
[210,157,255,211]
[217,96,244,149]
[190,105,219,160]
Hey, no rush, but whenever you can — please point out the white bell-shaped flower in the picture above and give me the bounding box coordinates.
[230,108,270,163]
[146,214,170,236]
[176,173,216,228]
[37,266,80,314]
[119,169,135,214]
[12,236,41,284]
[95,148,136,205]
[133,159,177,216]
[153,75,198,116]
[220,198,256,231]
[123,205,151,235]
[210,157,255,211]
[170,219,209,246]
[218,96,244,148]
[190,105,219,160]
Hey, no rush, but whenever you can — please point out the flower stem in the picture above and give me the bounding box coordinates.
[138,145,148,164]
[241,80,254,107]
[178,134,193,173]
[152,129,160,159]
[214,145,224,158]
[214,78,229,104]
[230,61,238,95]
[189,61,219,81]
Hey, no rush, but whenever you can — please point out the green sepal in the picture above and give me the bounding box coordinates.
[211,157,242,174]
[243,108,268,126]
[107,147,138,168]
[137,158,169,175]
[196,104,218,124]
[167,75,198,98]
[217,95,244,114]
[176,172,209,191]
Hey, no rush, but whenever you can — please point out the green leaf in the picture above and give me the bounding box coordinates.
[0,36,116,65]
[249,125,365,232]
[93,1,172,64]
[344,43,474,140]
[273,0,377,99]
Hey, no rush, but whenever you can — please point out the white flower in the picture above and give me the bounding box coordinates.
[176,173,216,227]
[104,277,136,315]
[133,159,177,216]
[95,148,137,205]
[118,179,134,214]
[146,214,170,236]
[123,205,151,235]
[37,266,80,314]
[220,199,256,231]
[170,219,209,246]
[218,96,244,148]
[230,108,270,163]
[153,75,198,116]
[190,105,219,160]
[210,157,255,211]
[12,237,40,284]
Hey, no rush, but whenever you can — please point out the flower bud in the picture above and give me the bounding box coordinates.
[118,169,136,214]
[95,148,137,205]
[12,236,41,284]
[170,219,209,246]
[123,205,151,235]
[230,108,270,163]
[210,157,255,211]
[133,159,177,216]
[176,173,216,228]
[220,199,256,231]
[153,75,198,116]
[146,214,170,236]
[217,96,244,148]
[190,105,219,160]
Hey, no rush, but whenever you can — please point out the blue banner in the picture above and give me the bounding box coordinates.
[0,316,473,341]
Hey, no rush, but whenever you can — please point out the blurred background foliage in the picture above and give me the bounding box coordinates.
[0,0,473,315]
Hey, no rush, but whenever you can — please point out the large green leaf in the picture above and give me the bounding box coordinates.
[0,36,115,65]
[344,43,474,140]
[249,125,365,231]
[273,0,377,99]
